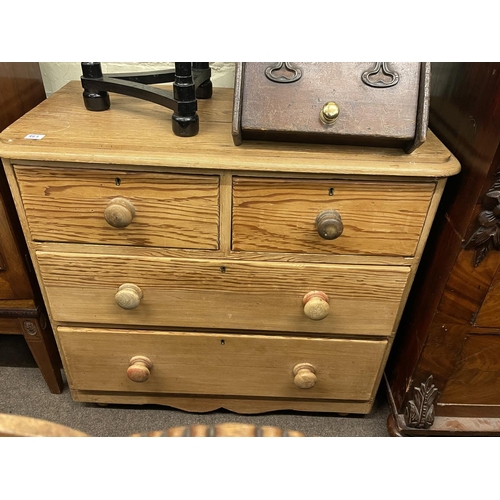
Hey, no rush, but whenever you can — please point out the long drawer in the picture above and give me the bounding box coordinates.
[59,327,388,401]
[14,165,220,250]
[37,251,409,335]
[232,177,434,256]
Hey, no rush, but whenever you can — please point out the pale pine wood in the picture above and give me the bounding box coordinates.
[14,165,220,250]
[219,171,232,255]
[70,390,375,414]
[131,423,304,437]
[126,356,153,382]
[0,413,87,437]
[302,291,330,320]
[232,177,434,256]
[115,283,143,310]
[0,414,302,437]
[389,178,446,331]
[103,197,136,228]
[58,326,388,402]
[0,82,460,178]
[293,363,317,389]
[37,252,409,336]
[0,81,461,414]
[33,240,417,266]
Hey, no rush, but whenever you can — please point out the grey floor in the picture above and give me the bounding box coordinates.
[0,334,392,437]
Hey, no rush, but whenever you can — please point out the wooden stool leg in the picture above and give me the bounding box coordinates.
[81,62,110,111]
[18,310,63,394]
[172,62,199,137]
[193,62,213,99]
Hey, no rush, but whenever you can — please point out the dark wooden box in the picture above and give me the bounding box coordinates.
[232,62,430,153]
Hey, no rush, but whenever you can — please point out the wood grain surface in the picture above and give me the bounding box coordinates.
[0,82,460,178]
[0,179,33,299]
[0,413,87,437]
[439,333,500,407]
[475,266,500,326]
[0,62,46,133]
[131,423,304,437]
[240,63,421,139]
[58,326,388,401]
[14,165,220,249]
[0,78,461,413]
[232,177,434,256]
[38,251,409,335]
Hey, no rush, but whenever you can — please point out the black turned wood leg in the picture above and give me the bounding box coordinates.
[81,62,110,111]
[193,62,213,99]
[172,62,199,137]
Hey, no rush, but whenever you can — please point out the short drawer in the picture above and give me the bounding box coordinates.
[232,177,434,256]
[38,251,409,336]
[14,165,219,250]
[58,327,388,402]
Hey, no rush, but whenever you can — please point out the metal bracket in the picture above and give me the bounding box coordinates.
[265,62,302,83]
[362,62,399,88]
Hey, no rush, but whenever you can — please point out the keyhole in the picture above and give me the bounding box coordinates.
[329,188,334,196]
[220,339,225,345]
[115,178,121,186]
[220,266,226,273]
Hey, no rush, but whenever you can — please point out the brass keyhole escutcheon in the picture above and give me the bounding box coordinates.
[320,102,340,125]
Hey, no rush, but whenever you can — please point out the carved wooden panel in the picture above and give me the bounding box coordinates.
[404,375,439,429]
[463,170,500,267]
[386,63,500,431]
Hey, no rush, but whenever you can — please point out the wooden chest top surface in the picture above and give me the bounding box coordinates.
[0,81,459,178]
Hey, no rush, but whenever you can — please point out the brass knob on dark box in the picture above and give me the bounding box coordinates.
[320,102,340,125]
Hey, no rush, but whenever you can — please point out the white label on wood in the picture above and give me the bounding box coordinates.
[24,134,45,140]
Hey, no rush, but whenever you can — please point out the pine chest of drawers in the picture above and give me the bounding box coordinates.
[0,81,460,414]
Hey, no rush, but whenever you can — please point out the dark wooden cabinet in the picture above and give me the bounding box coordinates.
[385,62,500,435]
[0,62,63,393]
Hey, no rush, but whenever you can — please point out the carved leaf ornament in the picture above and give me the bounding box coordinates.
[404,376,439,429]
[463,174,500,267]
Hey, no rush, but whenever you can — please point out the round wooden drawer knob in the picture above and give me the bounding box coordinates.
[104,197,136,228]
[293,363,317,389]
[303,291,330,320]
[127,356,153,382]
[316,210,343,240]
[115,283,143,310]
